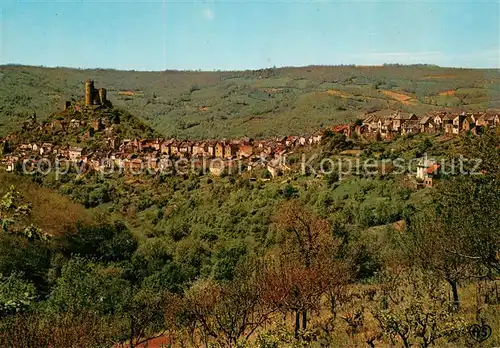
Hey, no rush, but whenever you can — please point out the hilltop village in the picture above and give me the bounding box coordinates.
[1,81,499,178]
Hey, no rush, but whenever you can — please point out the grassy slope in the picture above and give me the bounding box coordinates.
[1,65,499,139]
[0,172,95,235]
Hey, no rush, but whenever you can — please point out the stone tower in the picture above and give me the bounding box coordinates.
[98,88,107,106]
[85,80,95,106]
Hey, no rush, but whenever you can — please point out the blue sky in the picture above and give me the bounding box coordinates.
[1,0,499,70]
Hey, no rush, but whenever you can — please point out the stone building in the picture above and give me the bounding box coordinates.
[85,80,108,106]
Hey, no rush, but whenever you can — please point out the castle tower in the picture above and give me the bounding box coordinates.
[85,80,94,106]
[98,88,107,106]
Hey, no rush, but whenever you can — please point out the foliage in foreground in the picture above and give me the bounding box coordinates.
[0,132,497,347]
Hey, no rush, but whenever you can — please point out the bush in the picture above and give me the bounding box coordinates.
[63,222,137,262]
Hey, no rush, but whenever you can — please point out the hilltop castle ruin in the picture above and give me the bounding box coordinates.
[85,80,107,106]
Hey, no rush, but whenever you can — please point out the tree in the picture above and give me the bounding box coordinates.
[182,261,278,347]
[274,200,332,268]
[261,254,332,338]
[374,269,468,347]
[62,222,137,262]
[0,310,119,348]
[434,175,500,276]
[0,272,36,317]
[47,258,129,315]
[402,210,474,309]
[398,130,500,308]
[123,286,172,348]
[0,233,52,295]
[273,200,346,336]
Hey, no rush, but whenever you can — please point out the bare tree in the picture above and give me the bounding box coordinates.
[183,261,279,347]
[272,200,350,337]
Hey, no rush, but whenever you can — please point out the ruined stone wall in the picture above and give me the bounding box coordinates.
[98,88,107,105]
[85,80,94,106]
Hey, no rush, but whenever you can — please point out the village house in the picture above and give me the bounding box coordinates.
[452,113,467,135]
[423,163,440,187]
[68,147,84,162]
[170,141,181,157]
[379,120,393,139]
[267,157,286,178]
[312,131,323,144]
[146,152,160,170]
[224,143,238,159]
[476,113,500,128]
[134,139,143,152]
[401,120,421,135]
[215,142,225,158]
[206,141,216,158]
[262,142,277,155]
[354,124,368,136]
[442,114,455,134]
[462,116,476,133]
[486,113,500,127]
[275,136,287,146]
[362,114,379,133]
[39,143,54,156]
[18,144,33,155]
[192,142,206,157]
[392,111,418,132]
[330,124,352,137]
[363,110,395,133]
[419,116,434,133]
[238,143,254,159]
[178,141,193,157]
[160,139,175,155]
[416,159,441,188]
[70,119,83,129]
[432,114,443,129]
[285,136,298,147]
[274,145,287,158]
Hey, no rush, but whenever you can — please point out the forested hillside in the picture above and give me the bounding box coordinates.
[0,64,499,347]
[0,126,498,347]
[1,65,499,138]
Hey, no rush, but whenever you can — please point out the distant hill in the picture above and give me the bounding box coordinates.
[1,65,499,139]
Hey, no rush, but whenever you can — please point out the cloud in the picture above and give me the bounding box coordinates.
[203,8,215,21]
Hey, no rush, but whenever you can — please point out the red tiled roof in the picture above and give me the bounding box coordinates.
[427,164,440,174]
[330,124,350,132]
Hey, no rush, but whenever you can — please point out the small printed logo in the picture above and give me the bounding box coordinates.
[469,324,492,342]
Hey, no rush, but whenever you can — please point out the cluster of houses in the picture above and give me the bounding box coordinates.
[0,130,325,176]
[1,107,499,178]
[359,109,500,139]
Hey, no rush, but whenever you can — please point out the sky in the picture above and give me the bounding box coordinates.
[1,0,499,70]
